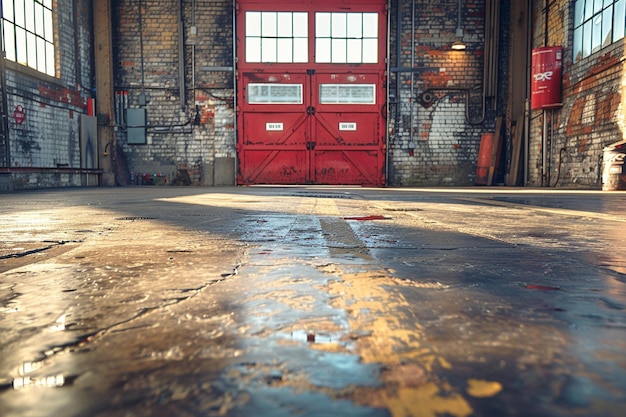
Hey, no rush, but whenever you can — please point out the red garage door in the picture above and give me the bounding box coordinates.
[237,0,387,186]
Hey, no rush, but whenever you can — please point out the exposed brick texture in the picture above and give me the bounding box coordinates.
[112,0,235,185]
[1,0,95,190]
[529,0,625,188]
[3,0,623,190]
[387,0,496,186]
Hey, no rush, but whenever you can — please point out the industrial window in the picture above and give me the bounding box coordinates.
[245,11,308,63]
[573,0,625,62]
[247,83,303,104]
[319,84,376,104]
[315,12,378,64]
[1,0,55,76]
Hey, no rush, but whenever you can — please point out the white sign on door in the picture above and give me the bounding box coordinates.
[266,122,284,131]
[339,122,357,131]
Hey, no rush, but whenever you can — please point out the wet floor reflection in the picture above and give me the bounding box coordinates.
[1,188,625,416]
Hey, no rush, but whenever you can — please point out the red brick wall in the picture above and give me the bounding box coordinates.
[388,0,495,186]
[529,0,625,188]
[110,0,496,187]
[112,0,235,185]
[2,0,95,189]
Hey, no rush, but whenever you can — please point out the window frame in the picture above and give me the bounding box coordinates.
[573,0,625,62]
[1,0,55,76]
[315,12,378,64]
[244,11,309,64]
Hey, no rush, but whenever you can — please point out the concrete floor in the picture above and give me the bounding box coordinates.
[0,186,625,417]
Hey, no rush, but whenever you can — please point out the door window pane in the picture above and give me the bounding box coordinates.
[277,38,293,62]
[261,37,277,62]
[331,38,347,63]
[347,14,362,38]
[293,13,308,38]
[347,39,362,63]
[316,13,331,37]
[319,84,376,105]
[316,38,331,63]
[245,11,308,63]
[248,83,303,104]
[294,38,308,62]
[246,12,261,36]
[246,37,261,62]
[363,39,378,63]
[261,12,277,37]
[315,12,378,64]
[332,13,347,37]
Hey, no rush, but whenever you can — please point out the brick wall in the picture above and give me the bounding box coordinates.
[388,0,496,186]
[1,0,95,190]
[529,0,625,188]
[112,0,235,186]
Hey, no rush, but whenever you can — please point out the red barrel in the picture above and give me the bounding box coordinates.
[531,46,563,110]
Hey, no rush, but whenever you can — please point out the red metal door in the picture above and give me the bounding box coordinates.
[237,0,387,186]
[311,72,385,185]
[240,72,311,184]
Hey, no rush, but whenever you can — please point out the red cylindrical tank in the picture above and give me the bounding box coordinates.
[531,46,563,110]
[475,133,494,185]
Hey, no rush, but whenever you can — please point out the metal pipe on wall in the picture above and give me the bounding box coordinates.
[483,0,500,99]
[541,0,552,187]
[409,0,416,148]
[385,0,392,182]
[0,2,11,168]
[178,0,186,112]
[524,0,533,186]
[542,110,548,186]
[232,0,238,184]
[138,0,146,99]
[192,0,196,106]
[0,24,10,168]
[395,0,402,143]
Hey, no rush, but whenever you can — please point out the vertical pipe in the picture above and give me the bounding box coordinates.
[395,0,402,147]
[233,0,238,185]
[524,0,533,186]
[386,0,391,184]
[139,0,146,98]
[178,0,186,112]
[73,0,81,87]
[542,110,547,186]
[192,0,196,106]
[0,6,11,168]
[409,0,415,148]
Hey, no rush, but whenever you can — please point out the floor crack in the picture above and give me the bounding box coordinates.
[0,240,83,260]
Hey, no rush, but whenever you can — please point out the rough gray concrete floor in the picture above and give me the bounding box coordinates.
[0,186,625,417]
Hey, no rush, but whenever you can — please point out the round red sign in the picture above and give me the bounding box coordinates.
[13,105,26,125]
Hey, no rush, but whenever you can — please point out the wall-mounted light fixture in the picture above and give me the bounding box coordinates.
[451,0,466,50]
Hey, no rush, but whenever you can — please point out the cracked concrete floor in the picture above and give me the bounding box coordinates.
[1,186,625,417]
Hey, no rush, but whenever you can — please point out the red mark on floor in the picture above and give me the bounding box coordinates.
[526,285,561,291]
[343,215,388,221]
